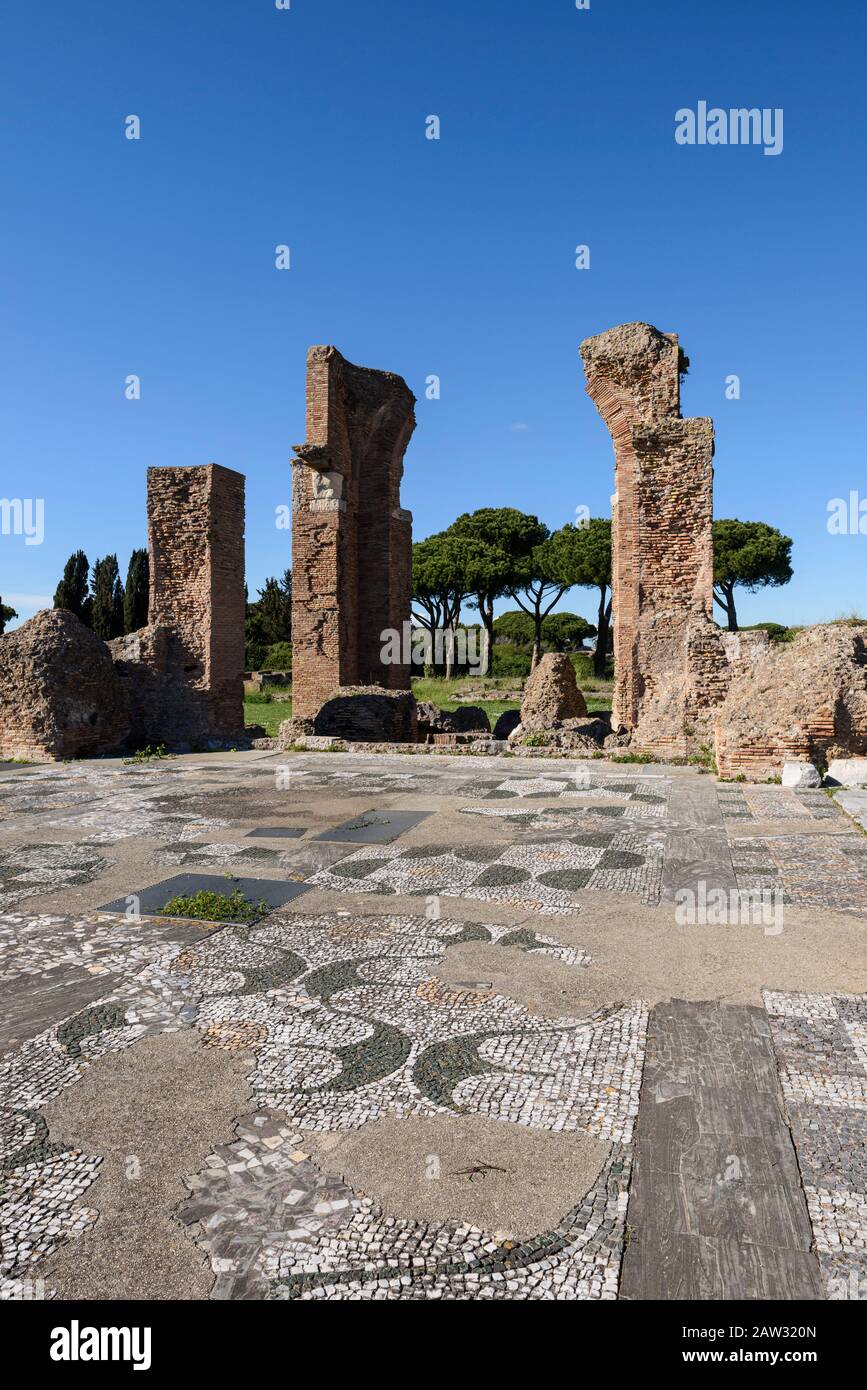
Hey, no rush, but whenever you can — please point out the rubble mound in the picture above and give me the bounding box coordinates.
[307,686,418,743]
[518,654,588,730]
[714,623,867,780]
[417,702,491,738]
[493,709,522,740]
[0,610,130,760]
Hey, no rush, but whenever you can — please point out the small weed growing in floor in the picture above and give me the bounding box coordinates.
[159,887,269,923]
[687,744,717,774]
[123,744,169,765]
[608,751,654,765]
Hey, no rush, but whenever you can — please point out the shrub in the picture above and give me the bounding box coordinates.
[262,642,293,671]
[491,645,531,678]
[741,622,793,644]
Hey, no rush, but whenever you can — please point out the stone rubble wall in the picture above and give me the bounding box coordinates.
[714,624,867,780]
[283,686,418,744]
[0,610,130,761]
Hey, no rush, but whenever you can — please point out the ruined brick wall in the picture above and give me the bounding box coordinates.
[580,322,727,755]
[291,346,416,721]
[111,464,245,746]
[714,624,867,779]
[1,465,246,761]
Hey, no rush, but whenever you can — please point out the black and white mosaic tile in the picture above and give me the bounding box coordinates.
[765,991,867,1300]
[308,834,663,908]
[0,845,111,911]
[718,786,840,823]
[178,1110,632,1301]
[732,835,867,915]
[0,906,641,1298]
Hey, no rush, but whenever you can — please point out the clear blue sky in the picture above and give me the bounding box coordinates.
[2,0,865,632]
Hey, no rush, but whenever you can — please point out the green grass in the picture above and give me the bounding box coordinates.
[411,675,612,720]
[244,698,290,736]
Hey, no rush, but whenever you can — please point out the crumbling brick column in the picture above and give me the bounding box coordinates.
[291,346,416,721]
[143,463,245,741]
[580,323,723,754]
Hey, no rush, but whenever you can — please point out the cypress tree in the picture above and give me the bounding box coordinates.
[91,555,125,640]
[123,548,150,633]
[54,550,92,625]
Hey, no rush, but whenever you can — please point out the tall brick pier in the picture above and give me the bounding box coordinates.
[146,463,246,737]
[291,346,416,721]
[580,323,724,753]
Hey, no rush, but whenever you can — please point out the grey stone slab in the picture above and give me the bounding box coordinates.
[245,827,305,839]
[836,789,867,832]
[314,809,432,844]
[99,874,310,920]
[620,1230,822,1301]
[662,777,738,901]
[620,999,822,1301]
[279,842,358,876]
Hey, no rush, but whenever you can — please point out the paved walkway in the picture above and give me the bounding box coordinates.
[0,750,864,1300]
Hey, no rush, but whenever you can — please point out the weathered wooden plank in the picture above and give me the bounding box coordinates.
[620,999,823,1300]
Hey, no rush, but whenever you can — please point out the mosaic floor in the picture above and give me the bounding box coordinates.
[0,908,641,1300]
[765,991,867,1300]
[0,845,112,911]
[289,765,671,812]
[308,833,664,909]
[717,785,839,823]
[0,750,864,1301]
[731,834,867,915]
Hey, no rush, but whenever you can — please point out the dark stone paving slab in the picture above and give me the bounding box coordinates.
[99,874,310,921]
[246,827,306,839]
[0,915,219,1053]
[314,809,433,844]
[620,999,823,1301]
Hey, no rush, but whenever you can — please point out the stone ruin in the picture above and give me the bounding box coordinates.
[0,464,245,761]
[580,322,867,776]
[2,330,864,777]
[288,345,417,737]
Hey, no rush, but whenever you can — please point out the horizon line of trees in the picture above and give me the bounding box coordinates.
[412,512,793,677]
[7,517,792,679]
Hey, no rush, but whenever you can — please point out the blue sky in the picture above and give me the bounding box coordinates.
[1,0,865,632]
